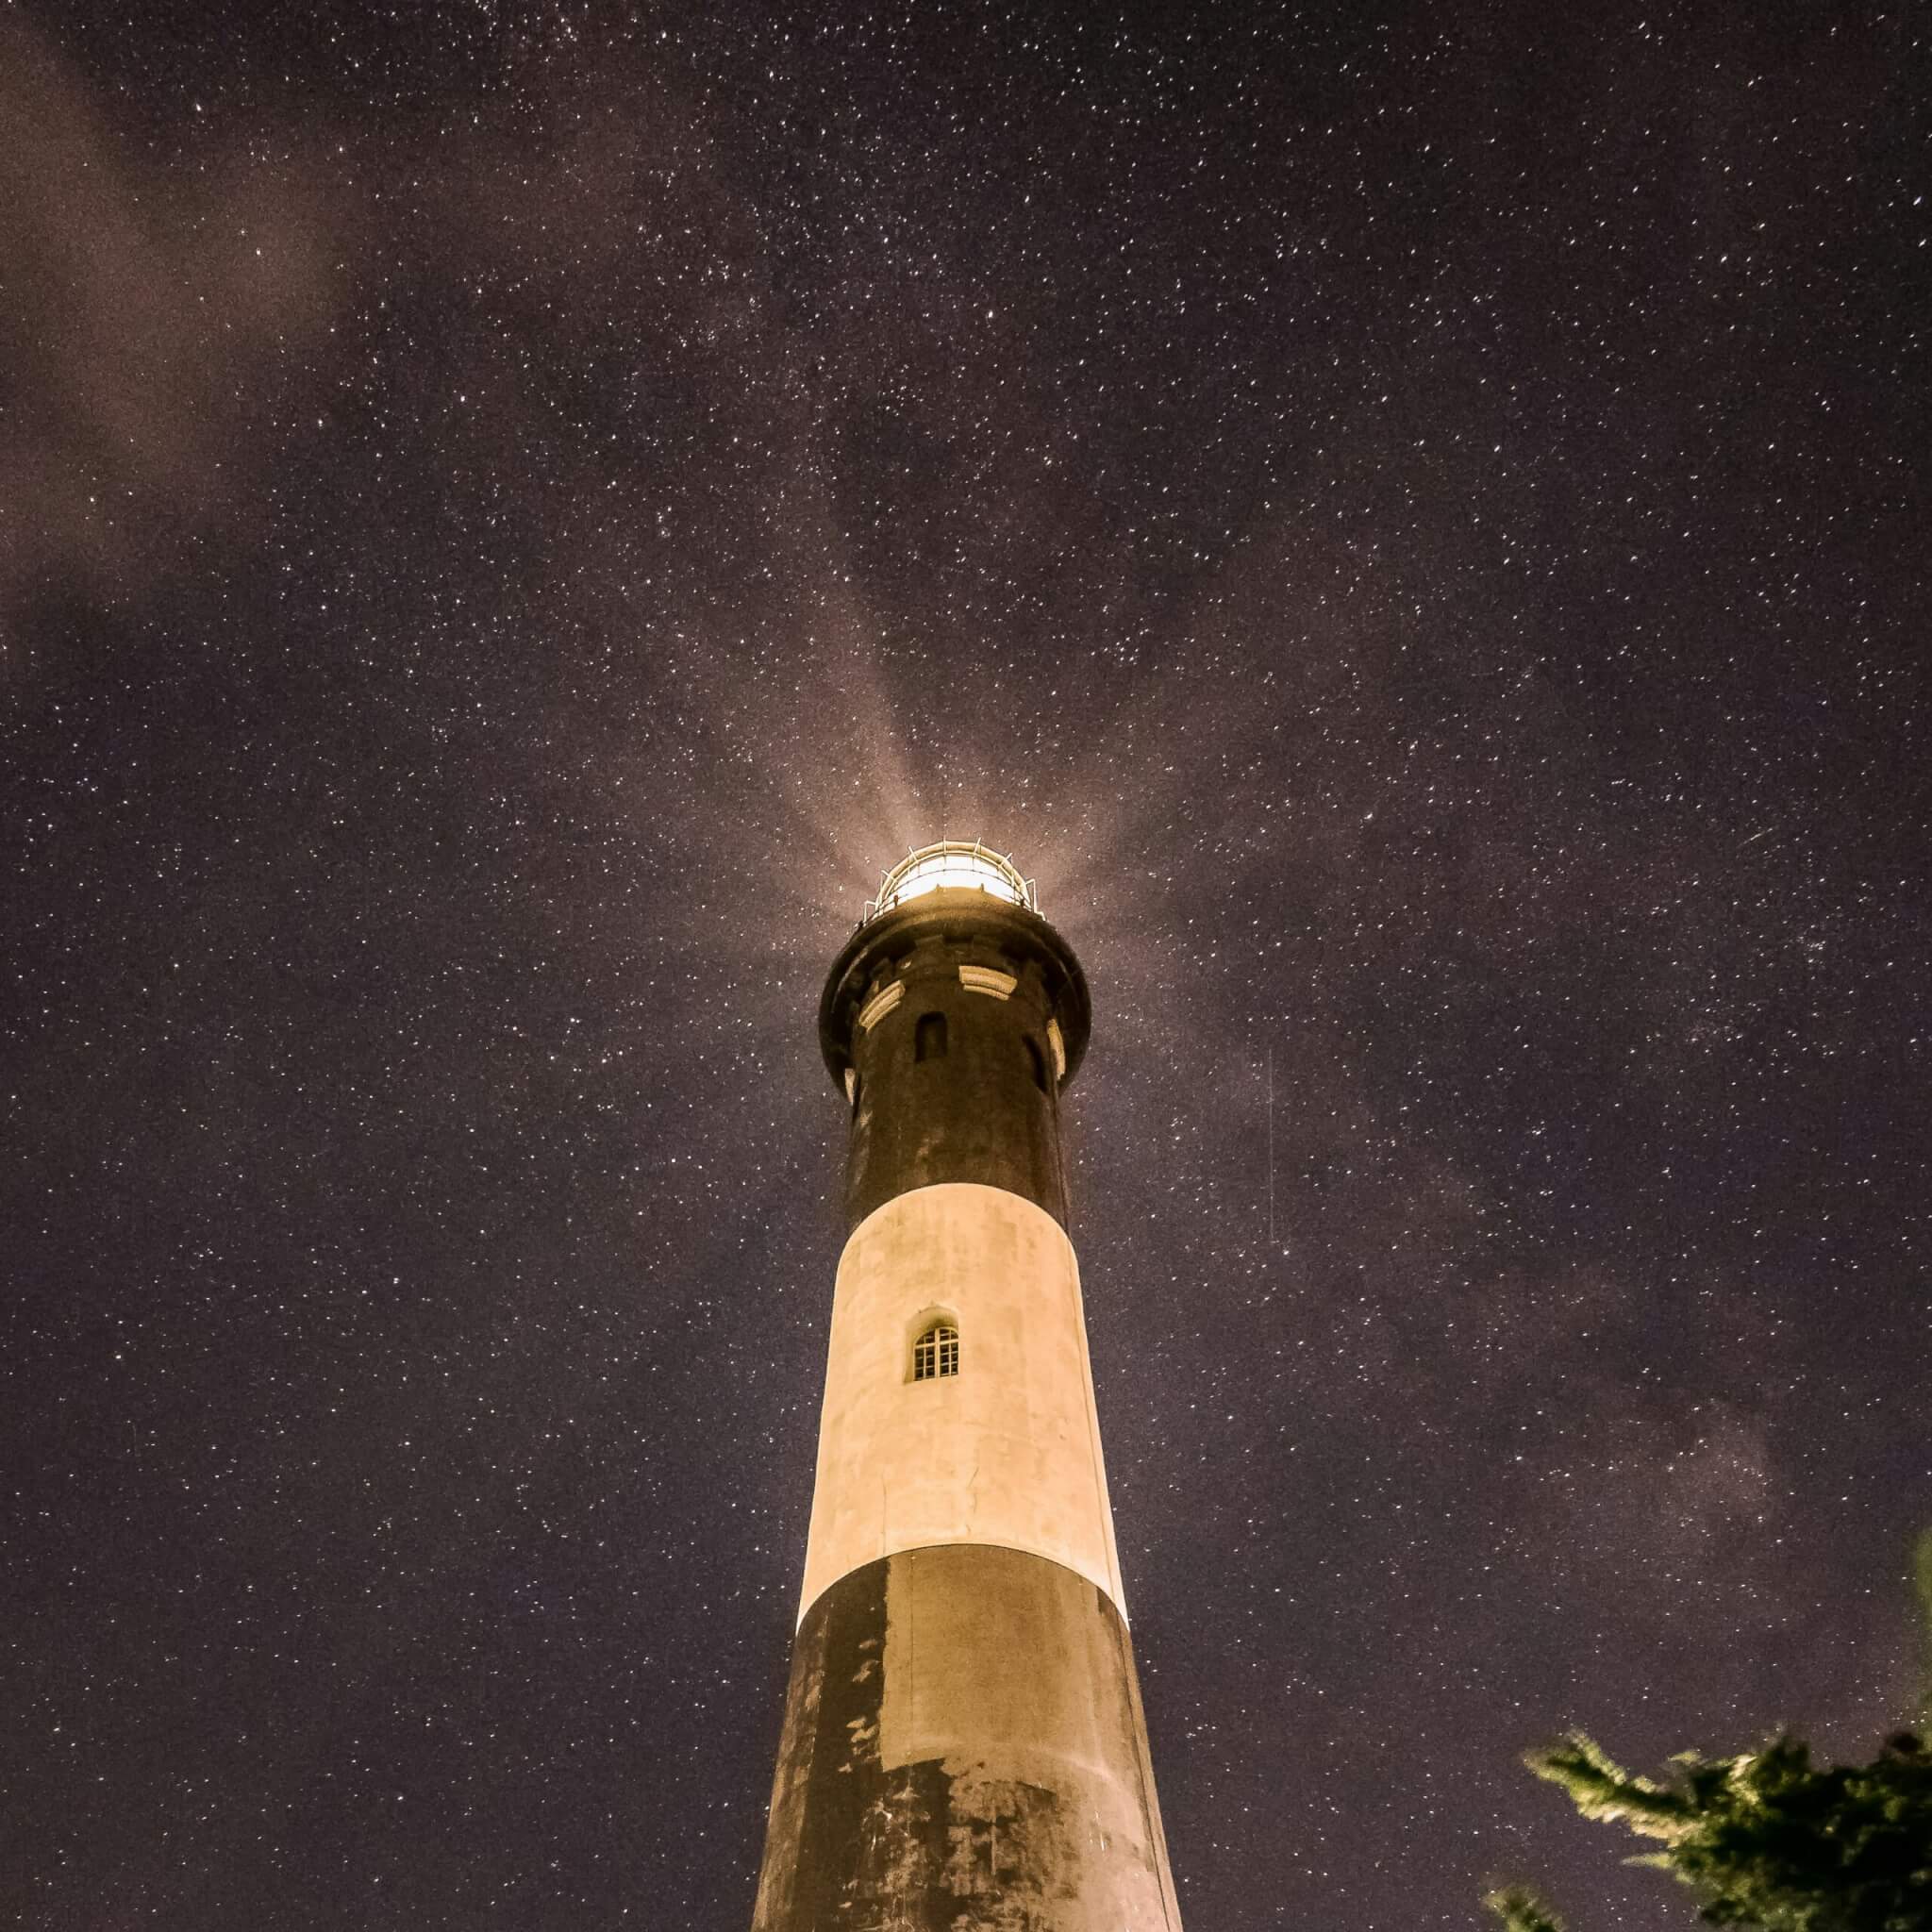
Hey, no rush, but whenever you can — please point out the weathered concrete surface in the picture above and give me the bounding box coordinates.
[753,883,1183,1928]
[799,1184,1125,1625]
[750,1545,1182,1931]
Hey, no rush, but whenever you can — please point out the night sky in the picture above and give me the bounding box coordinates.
[5,6,1927,1928]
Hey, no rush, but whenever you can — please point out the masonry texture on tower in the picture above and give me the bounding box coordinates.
[749,843,1184,1929]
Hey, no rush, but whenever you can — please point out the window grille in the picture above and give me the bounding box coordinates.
[913,1322,959,1381]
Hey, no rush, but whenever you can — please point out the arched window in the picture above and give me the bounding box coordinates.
[912,1321,959,1382]
[915,1011,948,1062]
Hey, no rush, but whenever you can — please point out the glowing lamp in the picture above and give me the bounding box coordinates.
[866,840,1037,921]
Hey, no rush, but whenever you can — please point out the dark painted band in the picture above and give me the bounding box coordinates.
[750,1541,1181,1931]
[817,891,1091,1230]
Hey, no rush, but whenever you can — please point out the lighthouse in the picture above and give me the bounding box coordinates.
[750,842,1184,1928]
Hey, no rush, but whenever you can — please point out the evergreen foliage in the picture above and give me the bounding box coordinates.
[1483,1885,1569,1932]
[1518,1729,1932,1932]
[1485,1537,1932,1932]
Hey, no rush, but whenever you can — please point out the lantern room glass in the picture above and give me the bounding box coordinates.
[869,842,1037,920]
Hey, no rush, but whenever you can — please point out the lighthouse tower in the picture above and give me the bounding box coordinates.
[750,843,1183,1929]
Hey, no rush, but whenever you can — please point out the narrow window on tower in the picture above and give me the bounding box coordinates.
[912,1322,959,1381]
[1025,1036,1050,1094]
[914,1011,948,1062]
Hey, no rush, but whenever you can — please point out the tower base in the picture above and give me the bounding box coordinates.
[750,1543,1181,1929]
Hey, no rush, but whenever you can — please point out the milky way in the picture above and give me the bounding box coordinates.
[4,8,1925,1929]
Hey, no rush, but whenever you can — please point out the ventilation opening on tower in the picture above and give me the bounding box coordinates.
[912,1322,959,1382]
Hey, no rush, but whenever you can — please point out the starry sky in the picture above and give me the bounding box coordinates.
[4,5,1926,1928]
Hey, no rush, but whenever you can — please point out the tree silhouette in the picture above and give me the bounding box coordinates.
[1488,1535,1932,1932]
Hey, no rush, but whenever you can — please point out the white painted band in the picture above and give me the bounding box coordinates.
[797,1182,1127,1626]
